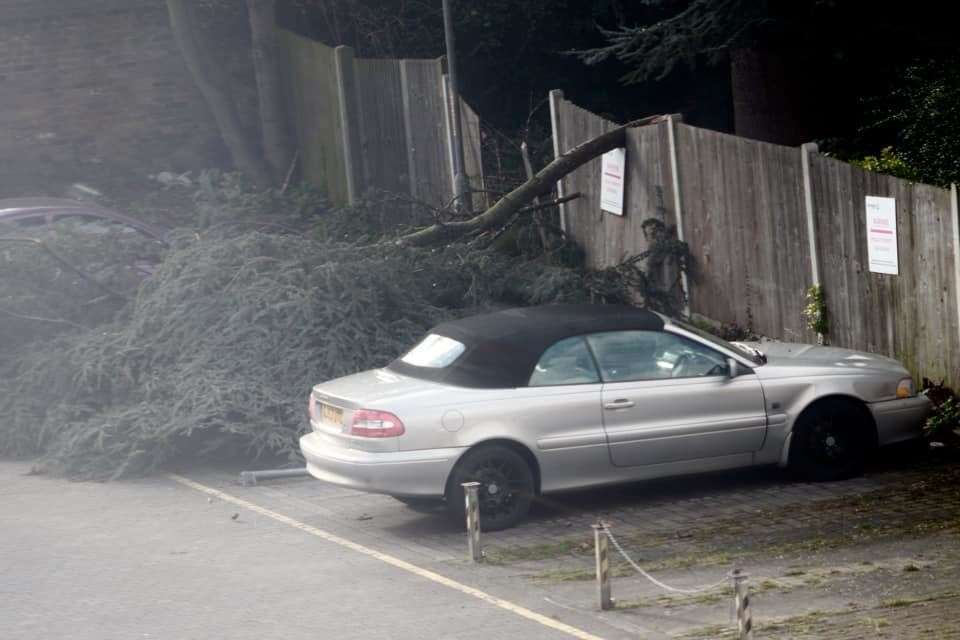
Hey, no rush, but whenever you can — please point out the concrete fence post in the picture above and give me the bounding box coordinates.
[731,569,753,640]
[801,142,823,344]
[333,45,361,205]
[398,60,419,201]
[666,114,691,318]
[951,184,960,354]
[548,89,568,232]
[592,523,613,610]
[462,482,482,563]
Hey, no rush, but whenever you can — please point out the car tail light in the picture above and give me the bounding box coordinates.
[896,378,915,399]
[350,409,405,438]
[308,394,319,421]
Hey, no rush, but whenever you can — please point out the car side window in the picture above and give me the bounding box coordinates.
[528,336,601,387]
[586,331,728,382]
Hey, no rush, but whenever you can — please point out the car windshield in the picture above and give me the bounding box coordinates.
[672,320,766,365]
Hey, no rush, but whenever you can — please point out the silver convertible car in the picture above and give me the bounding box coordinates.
[301,304,931,529]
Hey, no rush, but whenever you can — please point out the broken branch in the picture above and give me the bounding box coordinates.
[397,114,667,247]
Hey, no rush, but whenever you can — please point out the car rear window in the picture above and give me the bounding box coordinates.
[400,334,467,368]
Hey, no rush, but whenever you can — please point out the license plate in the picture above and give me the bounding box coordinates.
[320,403,343,426]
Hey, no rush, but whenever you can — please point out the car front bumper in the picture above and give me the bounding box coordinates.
[870,395,933,445]
[299,432,465,498]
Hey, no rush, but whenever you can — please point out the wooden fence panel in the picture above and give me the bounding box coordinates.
[460,99,486,210]
[676,125,812,341]
[554,100,618,269]
[606,124,675,267]
[281,31,484,209]
[401,59,452,208]
[811,155,960,386]
[280,32,349,204]
[551,95,960,386]
[907,183,960,385]
[353,58,408,197]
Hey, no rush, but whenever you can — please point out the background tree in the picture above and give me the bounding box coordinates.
[579,0,959,149]
[167,0,294,187]
[856,57,960,186]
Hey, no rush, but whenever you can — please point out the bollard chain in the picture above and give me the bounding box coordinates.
[600,522,730,594]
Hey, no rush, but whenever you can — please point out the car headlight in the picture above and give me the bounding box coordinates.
[896,378,915,399]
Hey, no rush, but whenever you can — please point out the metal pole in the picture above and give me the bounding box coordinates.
[442,0,470,213]
[238,467,309,487]
[462,482,482,562]
[731,569,753,640]
[593,523,613,610]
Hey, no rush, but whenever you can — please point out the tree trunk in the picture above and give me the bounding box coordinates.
[398,115,667,247]
[729,48,813,146]
[166,0,272,187]
[247,0,294,181]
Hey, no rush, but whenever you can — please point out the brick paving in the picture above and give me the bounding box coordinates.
[8,446,958,640]
[682,593,960,639]
[238,447,959,567]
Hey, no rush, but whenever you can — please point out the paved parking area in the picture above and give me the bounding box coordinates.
[4,448,959,639]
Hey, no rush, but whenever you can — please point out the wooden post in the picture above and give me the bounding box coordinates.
[592,523,613,610]
[666,114,691,318]
[462,482,482,563]
[731,569,753,639]
[334,45,362,205]
[548,89,568,232]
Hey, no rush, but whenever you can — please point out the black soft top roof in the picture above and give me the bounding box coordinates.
[388,304,664,388]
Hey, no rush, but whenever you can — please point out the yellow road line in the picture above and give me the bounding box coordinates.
[168,474,606,640]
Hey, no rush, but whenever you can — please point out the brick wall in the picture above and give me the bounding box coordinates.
[0,0,225,197]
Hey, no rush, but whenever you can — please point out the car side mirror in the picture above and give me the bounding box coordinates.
[726,357,740,378]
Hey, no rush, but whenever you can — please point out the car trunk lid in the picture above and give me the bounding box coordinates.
[310,368,449,452]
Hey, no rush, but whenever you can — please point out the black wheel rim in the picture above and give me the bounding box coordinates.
[467,457,528,524]
[806,415,854,467]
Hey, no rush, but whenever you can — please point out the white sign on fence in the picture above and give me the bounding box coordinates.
[600,147,626,216]
[866,196,899,275]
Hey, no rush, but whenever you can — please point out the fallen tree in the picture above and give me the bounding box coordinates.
[0,112,690,479]
[397,115,667,246]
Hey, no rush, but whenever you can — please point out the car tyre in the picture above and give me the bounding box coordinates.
[789,399,870,482]
[446,445,534,531]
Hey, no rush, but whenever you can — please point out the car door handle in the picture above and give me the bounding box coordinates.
[604,399,635,410]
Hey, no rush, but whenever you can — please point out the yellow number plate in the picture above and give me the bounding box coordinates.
[320,403,343,425]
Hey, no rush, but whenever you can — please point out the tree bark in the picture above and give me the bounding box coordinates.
[247,0,294,181]
[398,115,667,247]
[166,0,272,187]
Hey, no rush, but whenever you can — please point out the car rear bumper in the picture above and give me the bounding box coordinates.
[870,395,933,445]
[299,432,465,498]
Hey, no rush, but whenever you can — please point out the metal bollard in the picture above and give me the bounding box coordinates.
[462,482,482,562]
[730,569,753,640]
[593,522,613,610]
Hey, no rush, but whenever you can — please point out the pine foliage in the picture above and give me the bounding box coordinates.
[0,177,685,479]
